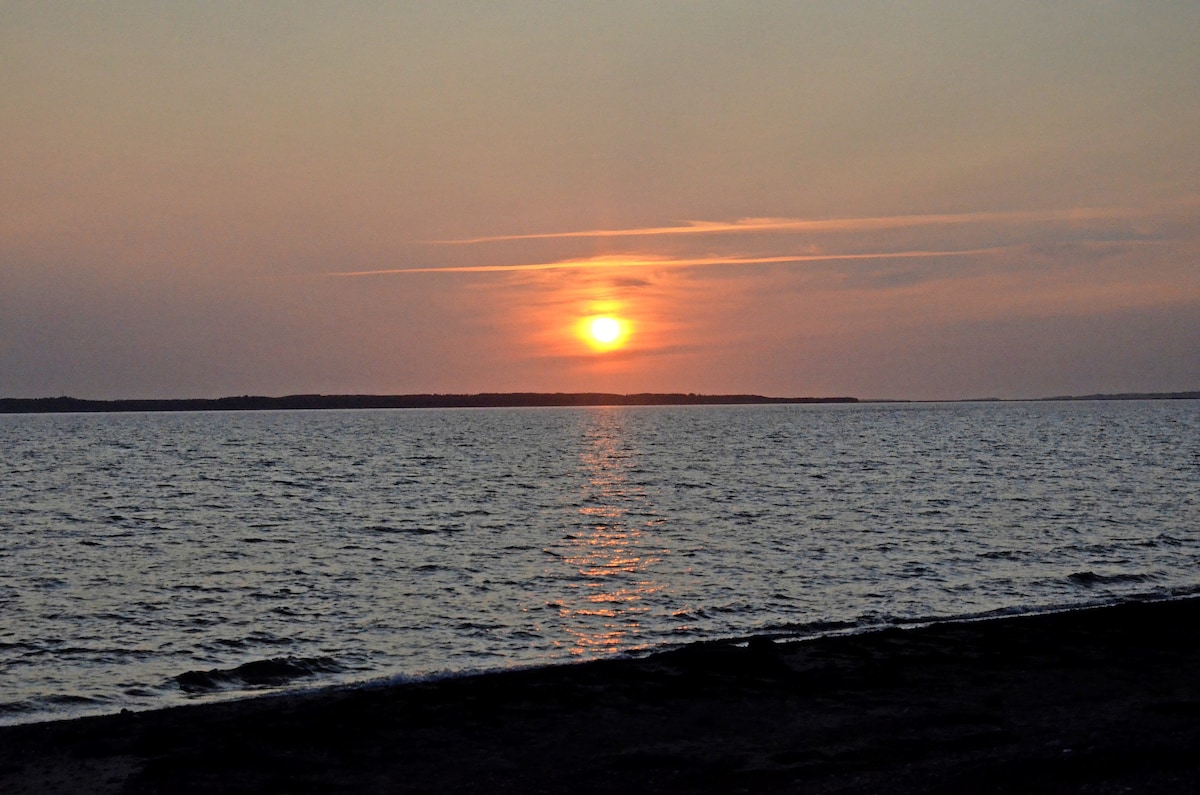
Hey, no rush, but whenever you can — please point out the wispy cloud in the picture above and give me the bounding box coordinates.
[429,206,1154,245]
[325,248,1008,278]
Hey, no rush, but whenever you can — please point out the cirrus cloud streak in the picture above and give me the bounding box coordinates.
[427,205,1178,245]
[325,247,1011,278]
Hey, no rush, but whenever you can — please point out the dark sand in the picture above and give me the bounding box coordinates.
[5,598,1200,793]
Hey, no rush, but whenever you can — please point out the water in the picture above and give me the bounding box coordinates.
[2,401,1197,724]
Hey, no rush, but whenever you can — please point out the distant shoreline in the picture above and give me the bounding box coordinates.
[1,391,1198,413]
[0,392,858,414]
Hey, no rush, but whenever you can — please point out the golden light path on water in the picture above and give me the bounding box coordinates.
[557,410,666,656]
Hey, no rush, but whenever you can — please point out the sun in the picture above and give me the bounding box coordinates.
[590,317,621,343]
[580,315,630,351]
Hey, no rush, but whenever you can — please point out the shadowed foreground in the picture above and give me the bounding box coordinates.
[4,598,1200,793]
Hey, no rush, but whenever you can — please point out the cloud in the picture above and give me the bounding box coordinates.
[542,343,702,365]
[608,276,655,289]
[323,248,1009,278]
[427,205,1172,245]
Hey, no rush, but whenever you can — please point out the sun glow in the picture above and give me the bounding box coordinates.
[581,315,630,351]
[590,317,620,343]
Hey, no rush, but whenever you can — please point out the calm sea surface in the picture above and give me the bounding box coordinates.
[2,401,1198,724]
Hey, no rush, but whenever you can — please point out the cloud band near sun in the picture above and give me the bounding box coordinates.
[426,205,1165,245]
[325,247,1012,278]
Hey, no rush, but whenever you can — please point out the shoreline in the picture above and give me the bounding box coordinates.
[0,393,857,414]
[3,391,1197,414]
[5,592,1185,731]
[5,596,1200,793]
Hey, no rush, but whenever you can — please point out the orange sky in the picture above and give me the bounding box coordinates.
[3,3,1199,399]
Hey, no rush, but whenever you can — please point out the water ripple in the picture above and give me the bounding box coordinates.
[1,400,1198,724]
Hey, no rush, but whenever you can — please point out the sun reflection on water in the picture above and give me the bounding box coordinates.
[553,409,666,656]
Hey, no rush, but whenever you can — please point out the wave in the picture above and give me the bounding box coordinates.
[1067,571,1157,587]
[174,656,342,694]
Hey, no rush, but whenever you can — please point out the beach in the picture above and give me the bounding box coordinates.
[4,597,1200,793]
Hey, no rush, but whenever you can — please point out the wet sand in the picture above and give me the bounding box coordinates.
[4,597,1200,793]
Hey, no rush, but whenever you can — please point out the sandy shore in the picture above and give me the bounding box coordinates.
[4,597,1200,793]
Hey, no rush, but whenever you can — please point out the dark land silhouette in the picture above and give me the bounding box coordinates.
[0,393,856,413]
[3,390,1199,413]
[1039,390,1200,401]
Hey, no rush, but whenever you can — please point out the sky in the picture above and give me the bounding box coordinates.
[3,2,1199,401]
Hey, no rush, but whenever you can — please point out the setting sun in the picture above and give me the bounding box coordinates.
[581,315,630,351]
[590,317,621,343]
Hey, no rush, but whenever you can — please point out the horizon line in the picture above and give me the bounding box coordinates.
[3,390,1198,412]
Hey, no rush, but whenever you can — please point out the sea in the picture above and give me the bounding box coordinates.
[2,400,1197,725]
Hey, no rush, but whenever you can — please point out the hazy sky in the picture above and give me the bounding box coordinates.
[4,2,1199,400]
